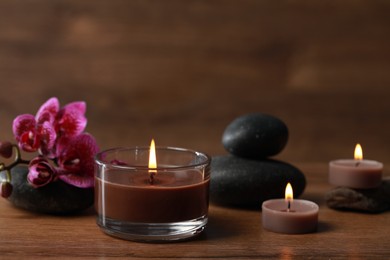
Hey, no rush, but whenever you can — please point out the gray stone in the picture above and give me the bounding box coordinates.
[325,178,390,213]
[222,113,288,159]
[210,155,306,208]
[7,166,94,215]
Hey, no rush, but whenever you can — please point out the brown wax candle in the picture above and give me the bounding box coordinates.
[95,170,209,223]
[262,199,319,234]
[94,145,211,241]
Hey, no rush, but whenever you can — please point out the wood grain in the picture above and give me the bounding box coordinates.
[0,163,389,259]
[1,1,390,163]
[0,1,389,258]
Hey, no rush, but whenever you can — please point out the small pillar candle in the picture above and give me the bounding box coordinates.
[262,183,319,234]
[329,144,383,189]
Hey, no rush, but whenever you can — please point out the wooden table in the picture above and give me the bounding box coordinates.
[1,1,390,258]
[0,163,388,259]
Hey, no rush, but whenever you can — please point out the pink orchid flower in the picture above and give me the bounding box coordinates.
[27,157,57,188]
[10,97,98,190]
[56,101,87,137]
[12,97,59,153]
[56,133,99,188]
[12,98,88,157]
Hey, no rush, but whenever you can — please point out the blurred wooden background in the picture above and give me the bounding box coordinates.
[0,0,390,164]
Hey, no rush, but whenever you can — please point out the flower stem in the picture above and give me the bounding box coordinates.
[1,145,30,183]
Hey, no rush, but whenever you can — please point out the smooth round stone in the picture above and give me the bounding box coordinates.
[7,166,94,214]
[222,113,288,159]
[210,155,306,208]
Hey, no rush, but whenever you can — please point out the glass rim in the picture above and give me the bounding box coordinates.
[95,146,211,170]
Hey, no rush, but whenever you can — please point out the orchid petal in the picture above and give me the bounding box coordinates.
[58,171,95,188]
[36,97,59,124]
[19,131,40,152]
[57,101,87,137]
[57,133,99,188]
[12,114,36,141]
[12,114,40,152]
[64,101,86,115]
[38,121,57,152]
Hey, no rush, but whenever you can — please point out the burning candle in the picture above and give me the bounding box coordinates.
[94,139,211,242]
[262,183,319,234]
[329,143,383,189]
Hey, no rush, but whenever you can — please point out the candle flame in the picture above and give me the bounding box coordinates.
[354,143,363,160]
[285,182,293,201]
[148,139,157,171]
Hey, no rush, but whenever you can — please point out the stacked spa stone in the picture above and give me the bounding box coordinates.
[8,166,94,214]
[210,113,306,208]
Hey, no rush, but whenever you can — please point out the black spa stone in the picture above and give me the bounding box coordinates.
[7,166,94,214]
[222,113,288,159]
[210,155,306,208]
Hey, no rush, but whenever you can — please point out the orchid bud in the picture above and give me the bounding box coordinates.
[28,157,56,188]
[0,182,13,198]
[0,142,13,158]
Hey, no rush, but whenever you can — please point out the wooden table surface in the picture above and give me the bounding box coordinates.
[1,1,390,259]
[0,163,388,259]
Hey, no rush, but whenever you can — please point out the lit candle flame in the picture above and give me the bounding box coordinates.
[285,182,293,201]
[354,143,363,160]
[148,139,157,183]
[285,183,293,211]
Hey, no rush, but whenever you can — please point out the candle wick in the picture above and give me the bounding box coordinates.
[287,200,291,212]
[149,171,156,185]
[355,161,360,167]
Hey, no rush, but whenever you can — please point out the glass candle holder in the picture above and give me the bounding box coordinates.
[95,146,211,242]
